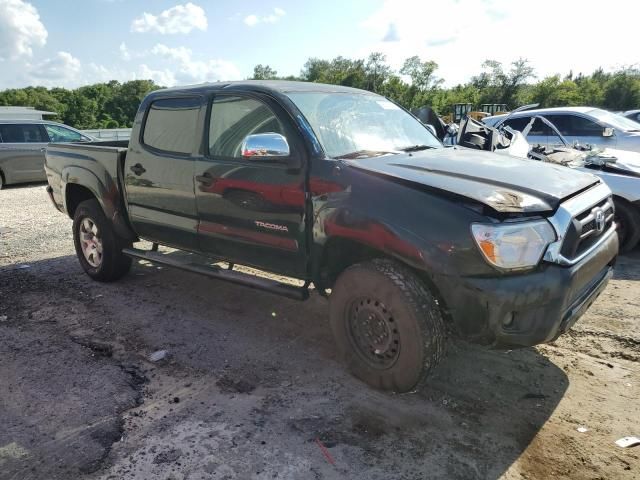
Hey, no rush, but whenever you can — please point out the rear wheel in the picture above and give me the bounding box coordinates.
[0,171,4,190]
[73,199,132,281]
[329,259,445,392]
[614,199,640,253]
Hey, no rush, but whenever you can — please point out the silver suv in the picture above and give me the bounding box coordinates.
[484,107,640,153]
[0,120,93,189]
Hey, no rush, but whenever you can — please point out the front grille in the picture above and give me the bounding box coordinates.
[560,197,614,260]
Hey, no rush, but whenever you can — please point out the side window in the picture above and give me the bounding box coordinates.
[528,118,552,136]
[45,124,83,142]
[142,97,201,154]
[208,96,284,158]
[502,117,530,132]
[569,115,602,136]
[545,114,601,136]
[0,124,46,143]
[544,115,570,135]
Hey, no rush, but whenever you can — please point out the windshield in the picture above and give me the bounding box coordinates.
[589,109,640,131]
[286,92,441,158]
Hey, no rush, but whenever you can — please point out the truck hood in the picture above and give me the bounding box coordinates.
[348,147,600,213]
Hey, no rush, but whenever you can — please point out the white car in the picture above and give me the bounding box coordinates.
[485,107,640,153]
[475,111,640,252]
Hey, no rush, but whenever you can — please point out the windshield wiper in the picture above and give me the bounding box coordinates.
[398,144,436,152]
[333,150,399,160]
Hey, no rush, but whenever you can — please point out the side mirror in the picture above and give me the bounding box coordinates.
[425,124,437,137]
[241,133,290,158]
[603,127,614,137]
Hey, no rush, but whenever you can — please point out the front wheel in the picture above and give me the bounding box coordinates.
[329,259,446,392]
[73,199,132,282]
[614,199,640,253]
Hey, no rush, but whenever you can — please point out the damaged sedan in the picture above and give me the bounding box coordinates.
[459,108,640,252]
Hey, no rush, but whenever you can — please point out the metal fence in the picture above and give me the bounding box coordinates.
[81,128,132,140]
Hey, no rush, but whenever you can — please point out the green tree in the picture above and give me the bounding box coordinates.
[528,75,581,107]
[365,52,391,93]
[251,64,279,80]
[472,58,535,107]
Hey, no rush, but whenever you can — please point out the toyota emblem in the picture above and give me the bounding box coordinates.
[594,209,606,233]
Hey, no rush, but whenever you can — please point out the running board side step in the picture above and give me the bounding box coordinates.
[122,248,309,301]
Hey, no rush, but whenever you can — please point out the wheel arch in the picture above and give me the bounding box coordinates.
[63,166,137,241]
[314,235,452,324]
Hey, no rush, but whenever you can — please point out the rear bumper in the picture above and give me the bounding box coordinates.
[436,228,618,348]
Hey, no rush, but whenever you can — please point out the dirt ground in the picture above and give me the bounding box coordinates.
[1,184,638,480]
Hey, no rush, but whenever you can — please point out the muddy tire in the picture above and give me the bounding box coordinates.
[329,259,445,392]
[73,199,132,282]
[614,198,640,253]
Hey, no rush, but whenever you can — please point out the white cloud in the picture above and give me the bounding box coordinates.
[151,43,192,64]
[27,51,81,86]
[244,14,259,27]
[131,2,207,34]
[119,42,131,61]
[360,0,638,86]
[138,64,177,86]
[150,43,241,85]
[0,0,47,60]
[244,7,285,27]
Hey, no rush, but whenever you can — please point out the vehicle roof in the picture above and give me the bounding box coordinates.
[151,80,376,97]
[0,119,67,125]
[485,106,601,123]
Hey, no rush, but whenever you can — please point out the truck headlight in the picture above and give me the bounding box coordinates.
[471,220,556,271]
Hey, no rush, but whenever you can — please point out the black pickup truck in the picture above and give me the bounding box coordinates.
[45,81,618,392]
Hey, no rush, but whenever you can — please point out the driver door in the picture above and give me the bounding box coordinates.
[195,94,307,278]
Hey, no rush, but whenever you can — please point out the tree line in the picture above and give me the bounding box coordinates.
[0,55,638,129]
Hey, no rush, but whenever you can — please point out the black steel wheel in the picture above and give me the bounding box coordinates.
[330,258,446,392]
[347,297,401,369]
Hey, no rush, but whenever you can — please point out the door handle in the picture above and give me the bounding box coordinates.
[130,163,146,176]
[196,172,214,187]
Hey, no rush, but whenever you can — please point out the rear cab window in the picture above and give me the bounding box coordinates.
[142,97,202,154]
[0,124,47,143]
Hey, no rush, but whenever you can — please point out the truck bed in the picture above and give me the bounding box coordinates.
[44,141,130,235]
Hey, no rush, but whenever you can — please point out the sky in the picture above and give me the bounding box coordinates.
[0,0,637,90]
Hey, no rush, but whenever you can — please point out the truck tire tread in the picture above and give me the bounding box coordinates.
[73,199,132,282]
[330,258,446,392]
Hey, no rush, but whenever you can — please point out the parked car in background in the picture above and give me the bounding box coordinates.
[623,109,640,124]
[0,120,93,189]
[484,107,640,153]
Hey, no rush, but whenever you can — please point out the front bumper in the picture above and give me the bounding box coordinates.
[436,227,618,348]
[46,185,64,214]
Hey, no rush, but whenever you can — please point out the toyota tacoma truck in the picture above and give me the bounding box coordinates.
[44,81,618,392]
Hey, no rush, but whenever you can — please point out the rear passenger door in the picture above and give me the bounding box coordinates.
[124,96,204,250]
[0,123,48,183]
